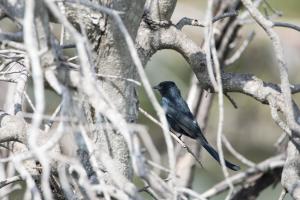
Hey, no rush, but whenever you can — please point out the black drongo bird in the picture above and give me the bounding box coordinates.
[153,81,240,171]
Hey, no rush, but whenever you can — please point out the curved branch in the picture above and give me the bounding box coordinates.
[137,24,300,118]
[0,176,22,189]
[273,21,300,32]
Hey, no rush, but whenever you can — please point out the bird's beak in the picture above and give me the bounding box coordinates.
[153,85,160,90]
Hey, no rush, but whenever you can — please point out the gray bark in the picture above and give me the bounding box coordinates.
[91,0,145,179]
[62,0,146,179]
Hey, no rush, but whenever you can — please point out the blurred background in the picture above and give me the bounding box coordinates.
[0,0,299,199]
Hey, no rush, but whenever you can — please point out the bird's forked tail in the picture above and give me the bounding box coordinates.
[199,139,240,171]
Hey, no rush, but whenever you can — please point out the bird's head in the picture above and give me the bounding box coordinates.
[153,81,180,97]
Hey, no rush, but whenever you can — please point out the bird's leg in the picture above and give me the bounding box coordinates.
[170,129,183,141]
[178,134,183,140]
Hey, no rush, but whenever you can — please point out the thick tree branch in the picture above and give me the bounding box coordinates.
[240,1,300,199]
[137,24,300,118]
[144,0,177,23]
[231,167,282,200]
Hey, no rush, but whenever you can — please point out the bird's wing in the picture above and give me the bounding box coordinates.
[162,97,208,143]
[162,98,240,171]
[174,97,194,119]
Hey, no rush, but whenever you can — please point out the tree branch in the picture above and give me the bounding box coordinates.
[273,21,300,32]
[201,154,285,199]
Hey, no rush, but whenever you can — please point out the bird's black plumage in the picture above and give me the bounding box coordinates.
[153,81,240,171]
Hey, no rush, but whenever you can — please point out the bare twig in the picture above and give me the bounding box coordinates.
[96,73,141,86]
[24,1,53,198]
[138,107,203,166]
[224,93,238,109]
[177,187,207,200]
[222,135,255,168]
[0,175,22,189]
[176,11,238,30]
[225,31,255,66]
[263,0,282,17]
[278,189,287,200]
[204,0,218,91]
[211,12,234,200]
[176,18,205,30]
[44,102,62,132]
[273,21,300,32]
[0,32,23,42]
[24,91,36,112]
[212,11,238,23]
[201,154,285,199]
